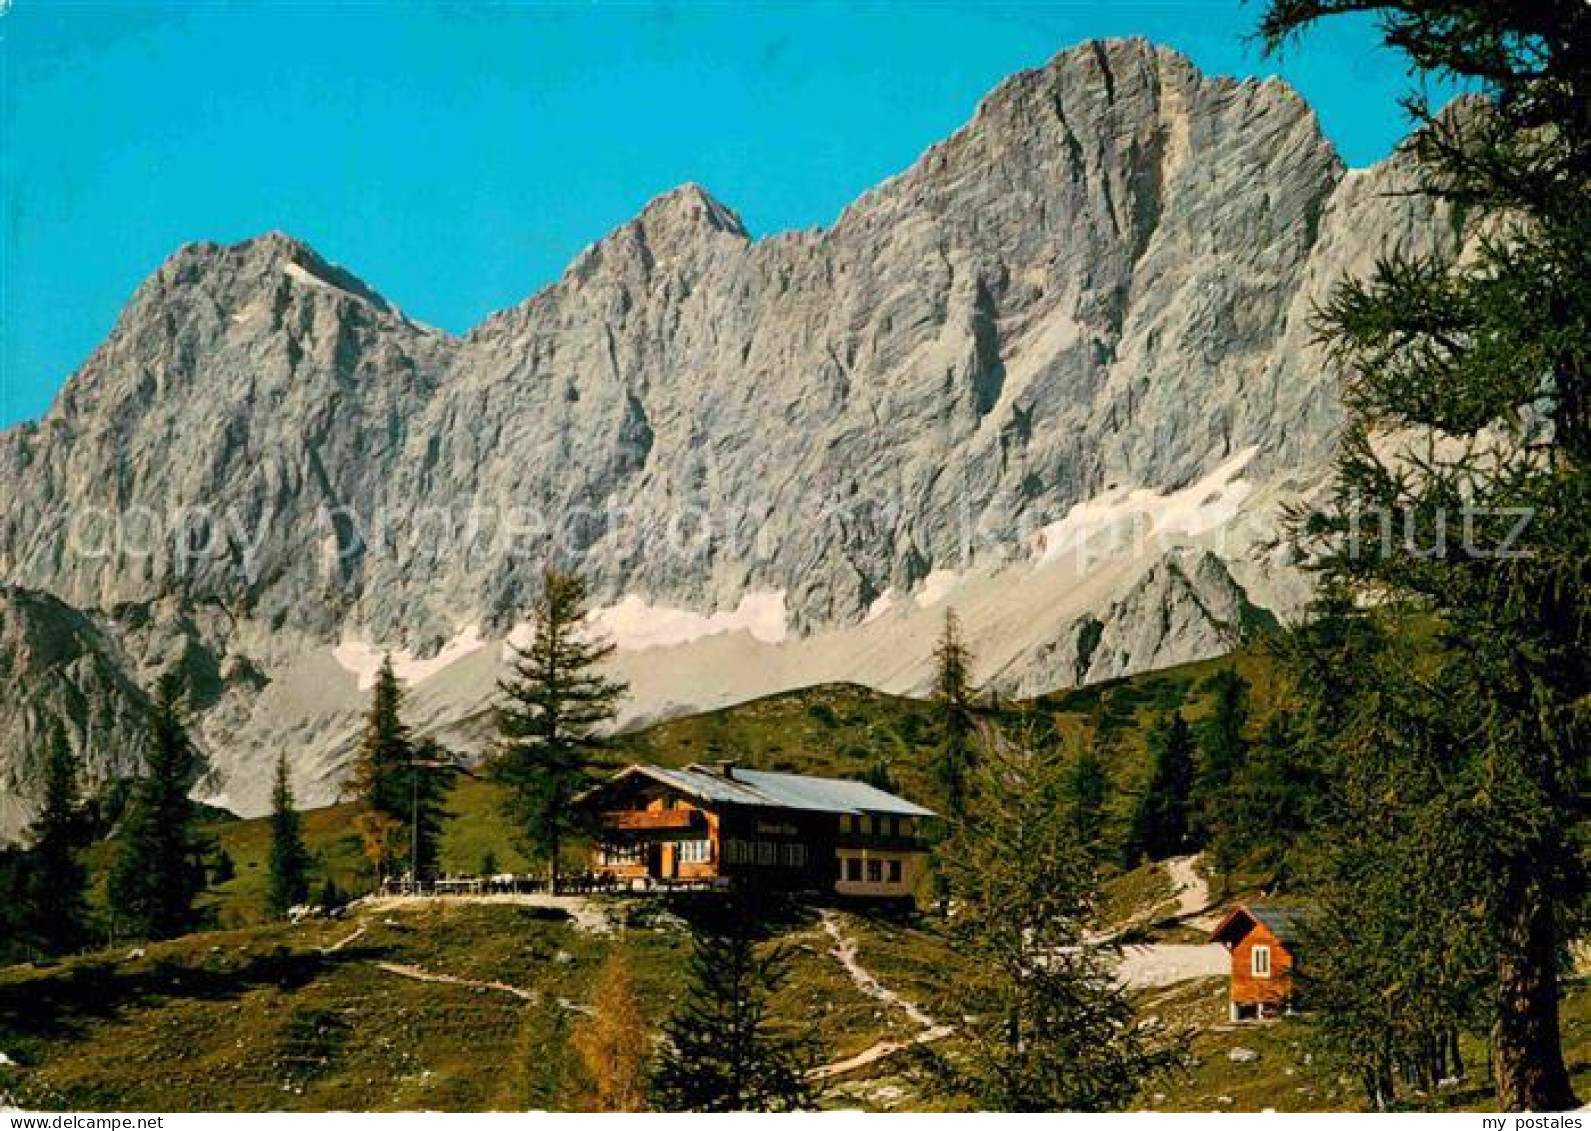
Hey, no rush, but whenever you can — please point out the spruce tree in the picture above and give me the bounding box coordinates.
[210,847,236,885]
[1065,738,1112,858]
[1192,669,1250,874]
[493,569,624,891]
[651,889,820,1111]
[108,674,211,941]
[405,736,456,880]
[1211,708,1324,881]
[266,754,312,918]
[930,728,1173,1109]
[1259,1,1591,1109]
[346,655,413,883]
[1125,711,1196,864]
[0,848,28,964]
[929,608,977,817]
[17,721,90,955]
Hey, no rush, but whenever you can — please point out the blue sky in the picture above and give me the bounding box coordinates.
[0,1,1440,428]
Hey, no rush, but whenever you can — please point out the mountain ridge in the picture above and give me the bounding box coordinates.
[0,38,1466,833]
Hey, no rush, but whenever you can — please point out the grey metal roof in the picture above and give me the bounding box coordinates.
[605,763,936,818]
[1246,904,1311,946]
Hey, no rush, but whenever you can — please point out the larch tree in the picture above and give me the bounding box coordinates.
[929,607,977,818]
[571,953,650,1111]
[266,753,312,919]
[928,727,1175,1110]
[1260,0,1591,1110]
[493,569,624,891]
[1281,595,1490,1106]
[108,674,211,941]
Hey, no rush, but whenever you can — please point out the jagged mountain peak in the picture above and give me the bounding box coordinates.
[147,230,396,314]
[635,182,749,240]
[0,38,1473,835]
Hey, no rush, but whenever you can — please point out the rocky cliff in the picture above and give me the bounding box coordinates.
[0,39,1464,834]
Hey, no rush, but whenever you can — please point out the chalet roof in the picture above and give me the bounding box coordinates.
[1208,902,1313,949]
[582,763,937,818]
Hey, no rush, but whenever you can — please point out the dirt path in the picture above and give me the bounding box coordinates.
[375,961,539,1002]
[319,924,368,953]
[1111,854,1226,989]
[810,911,952,1080]
[1165,854,1218,927]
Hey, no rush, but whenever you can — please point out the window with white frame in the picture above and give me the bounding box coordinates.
[1251,945,1271,977]
[601,843,641,866]
[678,839,711,864]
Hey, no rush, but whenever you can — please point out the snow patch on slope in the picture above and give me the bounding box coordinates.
[333,623,488,690]
[584,591,789,652]
[283,261,351,296]
[1031,447,1259,568]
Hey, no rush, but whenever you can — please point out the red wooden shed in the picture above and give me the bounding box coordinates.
[1208,903,1309,1021]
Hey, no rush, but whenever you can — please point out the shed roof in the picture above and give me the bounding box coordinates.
[1208,903,1313,949]
[579,763,937,818]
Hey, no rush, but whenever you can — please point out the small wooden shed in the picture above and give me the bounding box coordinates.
[1208,903,1308,1021]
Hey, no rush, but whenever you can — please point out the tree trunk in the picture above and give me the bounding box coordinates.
[1492,874,1577,1111]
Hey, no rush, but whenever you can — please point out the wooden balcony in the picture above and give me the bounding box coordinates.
[601,808,703,832]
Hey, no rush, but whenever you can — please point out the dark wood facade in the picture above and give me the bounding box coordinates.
[578,763,933,899]
[1209,904,1306,1021]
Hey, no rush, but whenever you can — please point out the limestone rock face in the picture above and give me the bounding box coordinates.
[0,40,1467,834]
[0,586,151,837]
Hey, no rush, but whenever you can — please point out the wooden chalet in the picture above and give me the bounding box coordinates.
[1208,903,1309,1021]
[575,762,936,899]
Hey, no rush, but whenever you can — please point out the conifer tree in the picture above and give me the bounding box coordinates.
[651,890,820,1111]
[571,954,650,1111]
[859,760,899,795]
[266,754,312,918]
[1192,669,1250,874]
[493,569,624,891]
[108,674,211,941]
[929,729,1173,1110]
[929,608,977,817]
[406,737,456,878]
[1260,1,1591,1108]
[0,848,28,964]
[17,721,90,955]
[347,655,409,880]
[1281,600,1490,1107]
[1210,709,1324,880]
[1125,711,1196,864]
[342,663,452,890]
[1065,739,1112,858]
